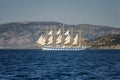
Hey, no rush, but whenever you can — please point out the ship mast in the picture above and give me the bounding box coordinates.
[53,26,56,47]
[79,30,82,47]
[70,27,73,47]
[45,26,48,45]
[62,24,64,47]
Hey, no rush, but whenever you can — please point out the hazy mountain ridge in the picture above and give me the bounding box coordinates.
[88,34,120,49]
[0,21,120,49]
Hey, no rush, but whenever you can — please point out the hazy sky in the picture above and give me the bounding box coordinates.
[0,0,120,27]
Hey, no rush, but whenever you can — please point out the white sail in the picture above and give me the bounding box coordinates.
[36,27,89,50]
[56,34,62,44]
[56,29,61,35]
[41,37,46,45]
[64,30,69,35]
[64,35,71,44]
[36,35,45,45]
[48,30,53,35]
[73,34,78,45]
[47,35,53,45]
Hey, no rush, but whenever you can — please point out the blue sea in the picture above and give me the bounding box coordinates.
[0,50,120,80]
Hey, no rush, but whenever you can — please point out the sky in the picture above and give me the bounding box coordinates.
[0,0,120,28]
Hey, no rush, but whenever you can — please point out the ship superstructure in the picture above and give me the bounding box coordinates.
[36,24,89,50]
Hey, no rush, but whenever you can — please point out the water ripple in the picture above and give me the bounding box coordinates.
[0,49,120,80]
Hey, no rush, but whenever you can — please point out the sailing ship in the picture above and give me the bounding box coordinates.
[36,25,89,50]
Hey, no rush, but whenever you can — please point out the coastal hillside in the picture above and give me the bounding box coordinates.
[88,34,120,49]
[0,21,120,49]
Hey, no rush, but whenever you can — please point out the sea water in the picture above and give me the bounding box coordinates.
[0,49,120,80]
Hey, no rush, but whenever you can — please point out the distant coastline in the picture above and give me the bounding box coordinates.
[87,34,120,49]
[0,21,120,49]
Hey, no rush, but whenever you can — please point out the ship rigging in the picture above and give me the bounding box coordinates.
[36,24,89,50]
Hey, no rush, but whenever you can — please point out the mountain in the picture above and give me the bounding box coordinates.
[0,21,120,49]
[88,34,120,49]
